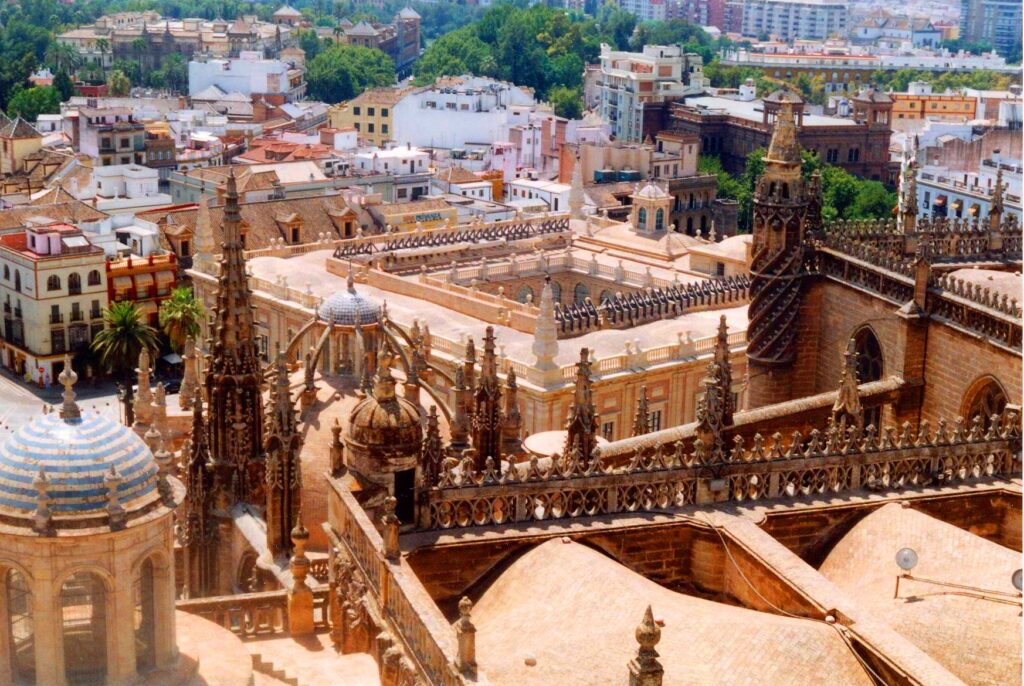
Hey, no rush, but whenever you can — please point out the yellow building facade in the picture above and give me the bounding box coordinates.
[328,87,410,147]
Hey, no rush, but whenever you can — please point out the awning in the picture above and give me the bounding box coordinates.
[950,199,963,211]
[968,204,980,216]
[112,276,133,290]
[932,195,947,206]
[162,352,183,364]
[137,301,159,315]
[134,273,155,289]
[155,270,175,284]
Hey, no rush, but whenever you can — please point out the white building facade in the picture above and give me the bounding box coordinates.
[740,0,849,41]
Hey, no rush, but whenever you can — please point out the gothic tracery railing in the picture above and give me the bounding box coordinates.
[418,412,1021,531]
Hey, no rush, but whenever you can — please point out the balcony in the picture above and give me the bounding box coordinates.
[13,307,22,319]
[90,308,103,320]
[50,312,64,325]
[70,310,84,322]
[2,303,8,314]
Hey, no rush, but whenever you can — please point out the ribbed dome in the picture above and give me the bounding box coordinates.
[0,411,159,517]
[635,182,668,200]
[318,288,382,326]
[348,393,422,451]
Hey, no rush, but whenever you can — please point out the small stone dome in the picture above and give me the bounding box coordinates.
[348,370,422,453]
[635,182,668,200]
[318,277,382,327]
[0,410,159,518]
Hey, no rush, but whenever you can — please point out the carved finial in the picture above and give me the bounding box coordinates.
[104,464,125,529]
[629,605,663,686]
[456,596,477,676]
[832,338,863,429]
[58,355,80,421]
[632,386,651,436]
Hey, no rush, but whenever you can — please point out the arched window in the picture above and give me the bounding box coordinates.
[68,272,81,294]
[700,216,708,234]
[686,217,693,234]
[134,559,156,672]
[7,568,34,684]
[962,377,1007,426]
[87,270,101,286]
[2,265,8,280]
[550,281,562,303]
[655,209,664,231]
[47,275,61,292]
[61,571,107,685]
[516,286,534,304]
[637,207,647,230]
[599,289,613,304]
[573,282,590,304]
[853,327,884,428]
[853,327,884,382]
[14,271,20,292]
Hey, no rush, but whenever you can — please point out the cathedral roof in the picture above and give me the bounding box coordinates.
[0,410,158,518]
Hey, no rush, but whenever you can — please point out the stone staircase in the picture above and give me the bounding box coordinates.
[245,632,380,686]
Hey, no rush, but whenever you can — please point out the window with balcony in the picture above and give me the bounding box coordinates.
[51,329,66,355]
[50,305,63,324]
[91,299,102,319]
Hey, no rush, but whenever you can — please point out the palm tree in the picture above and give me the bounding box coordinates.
[159,286,204,352]
[95,38,110,72]
[45,42,82,75]
[92,301,158,425]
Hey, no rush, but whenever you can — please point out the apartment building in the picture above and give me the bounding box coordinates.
[75,107,146,167]
[595,44,706,143]
[616,0,669,22]
[740,0,849,41]
[891,82,978,121]
[188,53,306,104]
[960,0,1022,57]
[340,8,421,77]
[0,220,108,383]
[328,88,411,147]
[917,155,1022,223]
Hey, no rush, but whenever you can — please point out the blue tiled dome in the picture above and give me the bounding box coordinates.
[318,289,382,326]
[0,411,159,515]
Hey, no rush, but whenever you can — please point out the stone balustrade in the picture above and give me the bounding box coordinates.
[176,587,332,638]
[419,411,1021,531]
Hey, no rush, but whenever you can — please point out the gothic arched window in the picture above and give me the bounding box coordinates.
[962,377,1007,426]
[853,327,884,382]
[573,282,589,303]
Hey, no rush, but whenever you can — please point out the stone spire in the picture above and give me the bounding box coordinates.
[134,346,153,426]
[531,278,560,381]
[463,336,477,394]
[32,468,52,534]
[264,349,303,557]
[179,336,199,410]
[501,366,523,456]
[449,365,471,454]
[58,355,80,421]
[632,386,650,437]
[563,348,599,462]
[569,151,585,220]
[194,194,216,273]
[899,163,918,234]
[695,362,726,463]
[714,315,734,426]
[832,338,863,430]
[180,399,218,597]
[628,606,664,686]
[204,168,264,504]
[989,167,1005,231]
[470,326,503,470]
[421,405,444,487]
[766,100,801,168]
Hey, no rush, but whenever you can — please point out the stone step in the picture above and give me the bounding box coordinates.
[244,632,380,686]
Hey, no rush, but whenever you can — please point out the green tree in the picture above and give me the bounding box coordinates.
[106,69,130,96]
[299,28,323,60]
[158,286,204,352]
[45,42,81,74]
[91,301,159,425]
[306,44,394,103]
[548,85,582,119]
[53,69,75,101]
[6,85,59,121]
[848,181,896,219]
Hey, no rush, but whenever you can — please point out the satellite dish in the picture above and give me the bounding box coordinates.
[895,548,918,572]
[1013,569,1022,592]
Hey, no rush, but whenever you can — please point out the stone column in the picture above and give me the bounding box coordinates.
[381,497,399,561]
[455,596,477,677]
[32,570,61,686]
[111,557,138,685]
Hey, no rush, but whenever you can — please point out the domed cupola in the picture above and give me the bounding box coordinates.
[318,270,382,327]
[0,357,161,531]
[345,356,422,484]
